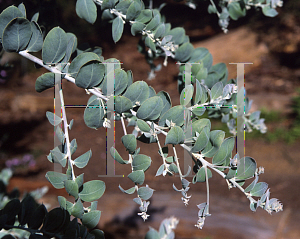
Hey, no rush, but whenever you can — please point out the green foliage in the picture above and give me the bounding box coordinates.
[0,0,285,237]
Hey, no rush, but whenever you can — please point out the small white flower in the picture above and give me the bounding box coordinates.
[138,211,150,221]
[103,118,111,128]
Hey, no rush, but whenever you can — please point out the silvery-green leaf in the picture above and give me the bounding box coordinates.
[42,27,67,64]
[138,186,154,200]
[82,210,101,229]
[262,5,278,17]
[35,73,59,93]
[250,182,268,197]
[137,96,163,121]
[175,42,194,62]
[50,147,67,167]
[18,3,26,18]
[123,81,150,105]
[236,157,257,180]
[84,97,104,129]
[210,130,225,148]
[192,118,211,136]
[102,68,128,96]
[131,21,145,36]
[127,70,133,86]
[156,91,172,116]
[128,170,145,185]
[158,105,185,127]
[145,13,160,31]
[76,0,97,24]
[46,111,62,126]
[112,16,124,43]
[101,0,118,10]
[212,137,235,165]
[168,27,185,45]
[71,199,84,219]
[132,154,151,171]
[192,167,212,183]
[31,12,39,22]
[78,180,105,202]
[2,17,32,52]
[74,150,92,168]
[122,134,137,154]
[135,9,152,23]
[192,107,206,116]
[149,86,156,97]
[55,126,65,144]
[75,173,84,188]
[245,175,259,193]
[69,139,77,155]
[118,185,136,194]
[114,96,132,114]
[0,6,23,39]
[155,164,164,176]
[110,147,129,164]
[165,126,185,145]
[64,180,79,199]
[145,36,156,52]
[75,61,105,89]
[145,227,159,239]
[137,119,151,132]
[58,196,67,209]
[26,21,43,52]
[68,52,101,77]
[45,171,68,189]
[228,2,246,20]
[61,33,77,64]
[211,82,223,101]
[154,23,165,39]
[115,0,132,14]
[191,126,209,152]
[126,1,142,21]
[180,84,194,106]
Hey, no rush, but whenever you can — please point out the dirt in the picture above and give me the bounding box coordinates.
[1,21,300,239]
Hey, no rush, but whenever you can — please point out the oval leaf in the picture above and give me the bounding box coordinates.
[250,182,268,197]
[45,171,68,189]
[137,186,154,200]
[165,126,185,145]
[110,147,129,164]
[74,150,92,168]
[132,154,151,171]
[122,134,137,154]
[158,105,185,127]
[236,157,257,180]
[78,180,105,202]
[0,6,23,39]
[2,17,32,52]
[26,21,43,52]
[42,27,67,64]
[82,210,101,229]
[75,61,105,89]
[136,96,163,121]
[128,170,145,185]
[76,0,97,24]
[123,81,150,105]
[114,96,133,114]
[84,97,104,129]
[112,16,124,43]
[180,84,194,106]
[64,180,79,199]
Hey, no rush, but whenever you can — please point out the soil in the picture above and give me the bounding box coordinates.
[1,5,300,239]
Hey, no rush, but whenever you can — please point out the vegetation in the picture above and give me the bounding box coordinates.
[0,0,285,238]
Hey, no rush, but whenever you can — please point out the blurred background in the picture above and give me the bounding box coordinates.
[0,0,300,238]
